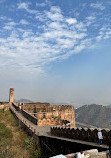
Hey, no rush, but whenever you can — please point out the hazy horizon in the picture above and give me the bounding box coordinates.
[0,0,111,107]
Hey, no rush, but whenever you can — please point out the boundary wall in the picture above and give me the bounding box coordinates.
[12,103,38,125]
[51,126,111,145]
[9,103,108,157]
[21,103,75,127]
[21,109,38,125]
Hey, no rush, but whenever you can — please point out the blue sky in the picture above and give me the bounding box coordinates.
[0,0,111,107]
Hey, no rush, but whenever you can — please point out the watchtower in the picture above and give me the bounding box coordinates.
[9,88,14,103]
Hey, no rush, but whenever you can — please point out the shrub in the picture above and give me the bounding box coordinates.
[30,148,41,158]
[24,137,33,150]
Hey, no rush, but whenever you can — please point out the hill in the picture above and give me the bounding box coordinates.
[75,104,111,129]
[15,98,33,103]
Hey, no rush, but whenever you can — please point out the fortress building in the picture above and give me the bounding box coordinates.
[1,88,75,127]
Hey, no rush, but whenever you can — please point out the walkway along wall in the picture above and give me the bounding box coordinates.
[12,103,38,125]
[21,109,38,125]
[9,108,108,157]
[10,108,39,147]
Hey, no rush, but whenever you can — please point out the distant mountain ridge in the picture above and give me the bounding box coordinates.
[75,104,111,129]
[15,98,33,103]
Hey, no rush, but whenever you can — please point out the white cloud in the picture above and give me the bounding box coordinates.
[46,6,64,21]
[0,4,111,75]
[46,11,63,21]
[18,2,29,10]
[3,25,13,30]
[50,6,61,13]
[0,16,7,20]
[66,18,77,25]
[20,19,29,25]
[86,16,96,20]
[36,2,46,7]
[90,2,105,10]
[7,21,17,26]
[95,27,111,41]
[3,21,17,30]
[18,2,38,14]
[85,16,96,26]
[48,21,66,30]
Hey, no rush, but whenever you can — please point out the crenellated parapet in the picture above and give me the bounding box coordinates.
[21,103,75,127]
[51,126,111,145]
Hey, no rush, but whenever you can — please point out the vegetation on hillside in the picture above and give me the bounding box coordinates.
[0,109,41,158]
[75,104,111,129]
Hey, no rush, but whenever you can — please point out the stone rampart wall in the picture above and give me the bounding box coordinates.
[51,127,111,145]
[21,109,38,125]
[0,102,9,105]
[38,118,70,126]
[12,103,19,111]
[22,103,75,127]
[12,103,74,127]
[12,103,38,125]
[10,106,108,157]
[22,102,50,113]
[0,102,10,110]
[50,105,75,128]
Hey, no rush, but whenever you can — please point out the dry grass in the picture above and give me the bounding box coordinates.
[0,110,38,158]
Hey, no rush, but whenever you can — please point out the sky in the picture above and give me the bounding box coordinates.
[0,0,111,107]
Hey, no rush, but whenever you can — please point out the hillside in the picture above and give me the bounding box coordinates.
[75,104,111,129]
[0,110,41,158]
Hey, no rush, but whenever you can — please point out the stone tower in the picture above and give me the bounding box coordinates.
[9,88,14,103]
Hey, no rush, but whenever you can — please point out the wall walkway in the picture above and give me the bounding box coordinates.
[9,103,109,157]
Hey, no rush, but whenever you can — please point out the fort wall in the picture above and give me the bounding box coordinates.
[21,103,75,127]
[12,103,38,125]
[51,126,111,145]
[0,102,10,110]
[22,102,50,113]
[10,103,108,157]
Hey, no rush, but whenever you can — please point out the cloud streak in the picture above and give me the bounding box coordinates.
[0,1,111,75]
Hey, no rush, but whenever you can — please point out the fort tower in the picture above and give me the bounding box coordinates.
[9,88,14,103]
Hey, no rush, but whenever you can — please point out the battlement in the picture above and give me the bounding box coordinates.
[51,126,111,145]
[21,102,75,127]
[0,88,75,128]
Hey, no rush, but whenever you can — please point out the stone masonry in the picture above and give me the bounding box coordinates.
[9,88,14,103]
[21,102,75,127]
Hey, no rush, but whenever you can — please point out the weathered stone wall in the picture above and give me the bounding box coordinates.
[50,105,75,128]
[12,103,38,125]
[51,126,111,145]
[10,103,108,158]
[38,118,59,126]
[0,102,9,109]
[21,109,38,125]
[38,118,70,126]
[40,136,107,158]
[12,103,19,111]
[22,102,50,113]
[0,102,9,105]
[22,103,75,127]
[9,88,14,103]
